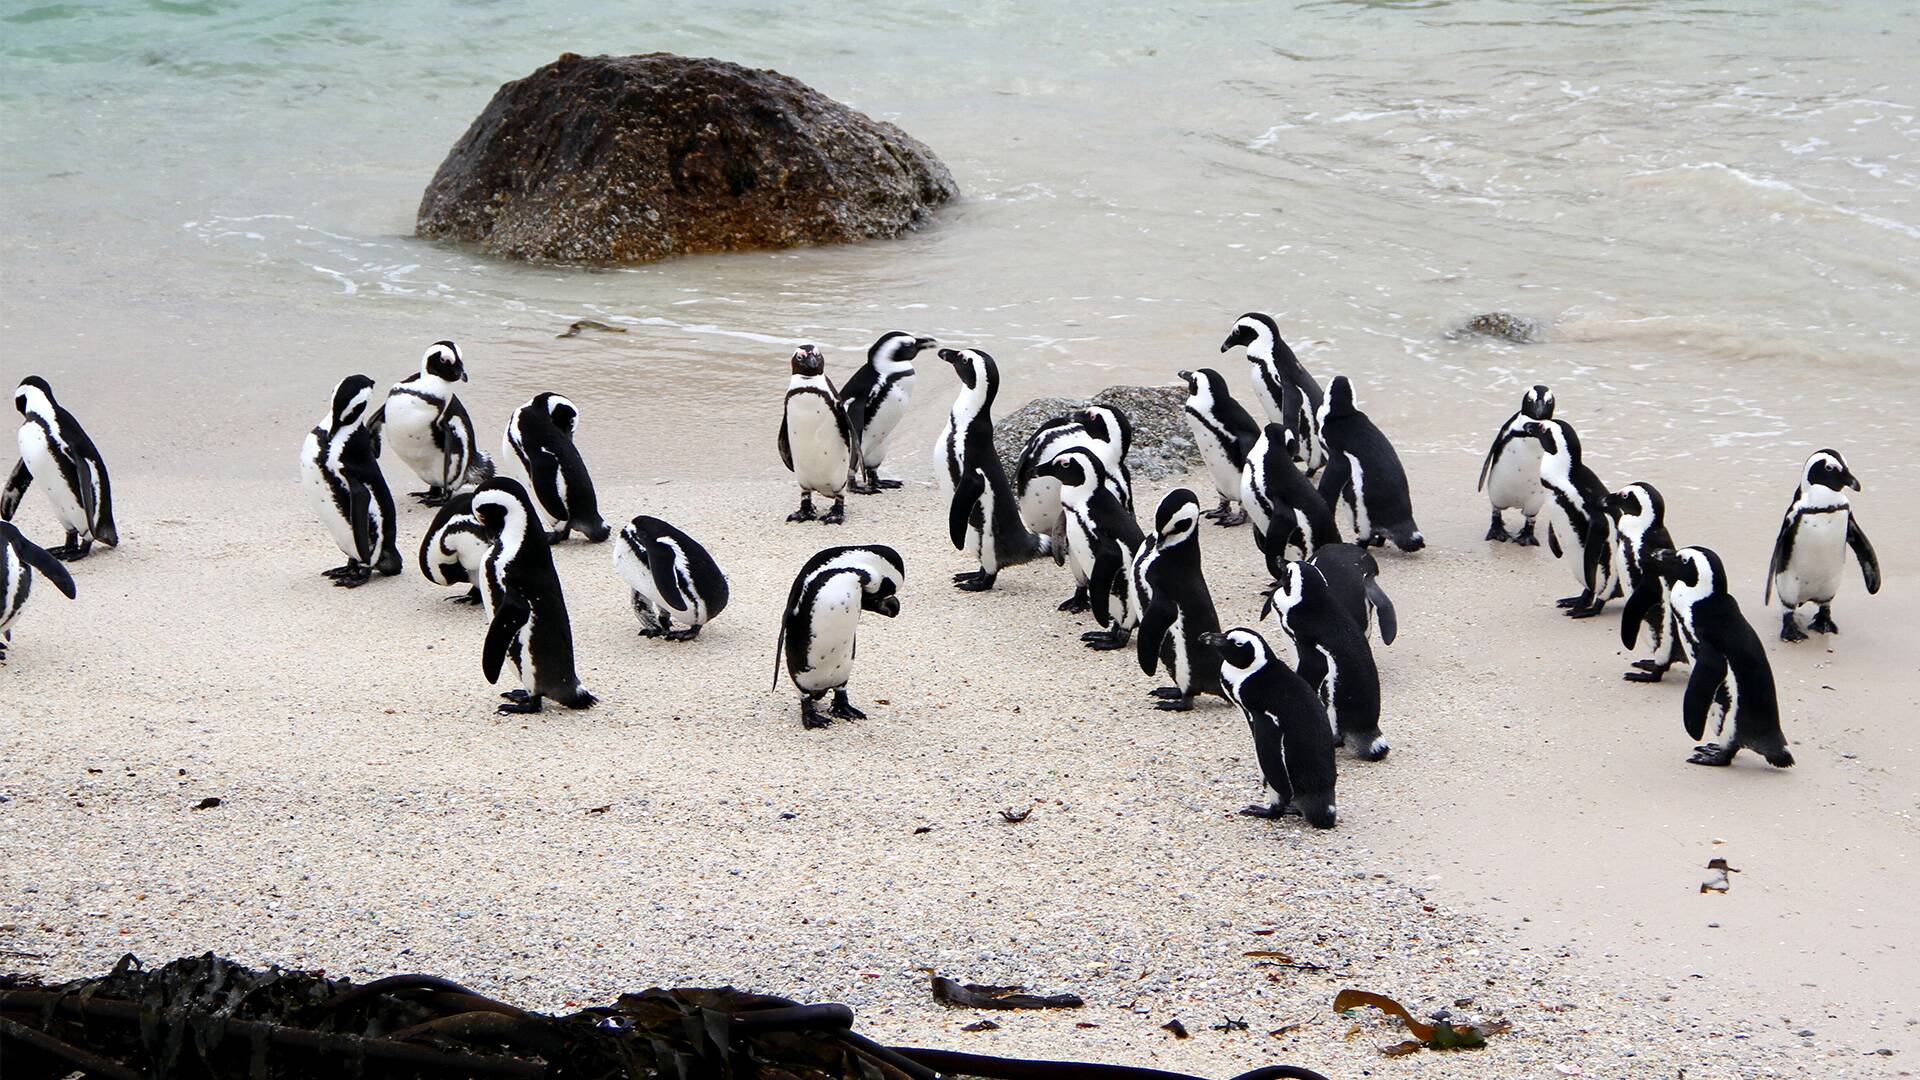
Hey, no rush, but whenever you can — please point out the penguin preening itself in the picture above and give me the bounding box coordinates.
[1316,376,1424,553]
[1477,384,1554,545]
[840,331,935,493]
[1178,368,1260,526]
[777,345,854,524]
[1598,483,1685,682]
[613,515,729,641]
[1201,628,1338,829]
[1627,546,1792,768]
[1520,418,1612,615]
[300,374,402,587]
[938,349,1054,591]
[1242,423,1341,578]
[4,376,118,561]
[1262,558,1389,760]
[1014,407,1131,610]
[419,490,494,607]
[1035,448,1146,632]
[0,520,77,662]
[1765,449,1880,642]
[473,477,595,715]
[503,393,611,544]
[1133,488,1226,712]
[372,340,494,507]
[775,544,905,729]
[1221,312,1324,472]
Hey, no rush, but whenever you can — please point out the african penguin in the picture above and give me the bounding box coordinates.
[1035,447,1145,624]
[1477,384,1554,545]
[1221,312,1325,472]
[1765,449,1880,642]
[1596,483,1685,682]
[1201,627,1338,829]
[777,344,854,524]
[1133,488,1226,712]
[4,376,118,561]
[1628,547,1792,768]
[840,331,935,493]
[1262,558,1389,760]
[372,340,494,507]
[0,519,77,662]
[1520,418,1612,615]
[503,392,611,543]
[938,349,1053,591]
[1306,543,1397,646]
[1242,423,1341,579]
[775,544,905,729]
[472,477,595,715]
[1178,368,1260,526]
[1013,405,1133,545]
[613,515,730,641]
[418,490,495,608]
[1316,376,1424,553]
[300,374,402,587]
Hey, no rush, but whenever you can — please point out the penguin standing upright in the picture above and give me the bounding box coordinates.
[1521,418,1612,614]
[300,374,402,587]
[840,331,934,493]
[373,340,494,506]
[1241,423,1341,577]
[612,515,730,641]
[775,544,905,729]
[777,345,854,524]
[1200,627,1338,829]
[1477,384,1554,545]
[1765,449,1880,642]
[1133,488,1225,712]
[503,393,611,543]
[1221,313,1324,472]
[1262,558,1389,760]
[1316,376,1424,553]
[472,477,595,715]
[4,377,118,561]
[1035,448,1144,621]
[1178,368,1260,526]
[1305,543,1397,646]
[1013,405,1133,544]
[1594,483,1686,684]
[936,349,1052,591]
[418,490,494,607]
[1627,547,1793,768]
[0,520,76,661]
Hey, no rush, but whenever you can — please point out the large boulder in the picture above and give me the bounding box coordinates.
[416,53,958,265]
[992,385,1201,483]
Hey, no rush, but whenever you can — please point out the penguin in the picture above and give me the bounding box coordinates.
[1133,488,1226,712]
[3,376,119,561]
[1306,543,1397,646]
[503,392,611,543]
[777,344,854,524]
[1519,418,1612,614]
[300,374,403,587]
[938,349,1054,591]
[1220,312,1324,472]
[472,477,596,715]
[774,544,905,729]
[612,515,730,641]
[840,331,935,493]
[1035,448,1146,626]
[418,490,494,607]
[1261,558,1388,760]
[1765,449,1880,642]
[1476,384,1554,545]
[1625,546,1792,768]
[0,520,77,662]
[1013,405,1133,543]
[1200,627,1338,829]
[1241,423,1341,578]
[371,340,494,506]
[1587,483,1685,684]
[1315,376,1424,553]
[1178,368,1260,526]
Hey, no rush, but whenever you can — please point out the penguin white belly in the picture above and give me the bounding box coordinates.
[383,394,445,486]
[1541,493,1587,585]
[1777,513,1848,606]
[797,578,863,692]
[301,433,359,559]
[19,425,86,533]
[1194,427,1242,501]
[788,398,848,495]
[933,421,957,496]
[862,386,910,467]
[1250,374,1285,428]
[1168,610,1189,686]
[613,542,661,609]
[1063,511,1096,586]
[1240,460,1270,536]
[515,610,540,695]
[1019,476,1063,535]
[1487,440,1544,514]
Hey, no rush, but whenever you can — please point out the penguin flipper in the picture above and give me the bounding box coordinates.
[348,482,376,562]
[88,455,116,546]
[1089,546,1122,628]
[1681,643,1728,742]
[1315,452,1350,514]
[1365,577,1397,646]
[1764,513,1794,604]
[1847,517,1881,594]
[1477,425,1510,493]
[648,546,692,614]
[1547,523,1563,560]
[482,594,531,685]
[948,469,986,552]
[1621,577,1658,649]
[1,459,30,521]
[3,523,75,599]
[1582,516,1612,596]
[1136,600,1174,677]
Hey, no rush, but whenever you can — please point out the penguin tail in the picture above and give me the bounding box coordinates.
[1302,799,1337,830]
[466,452,497,487]
[561,686,598,710]
[1755,738,1794,769]
[1391,525,1425,553]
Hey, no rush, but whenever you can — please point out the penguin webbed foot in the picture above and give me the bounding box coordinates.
[49,540,93,562]
[1514,520,1539,546]
[1484,511,1511,543]
[819,497,847,525]
[1780,611,1808,642]
[1622,660,1668,683]
[635,623,666,638]
[1153,693,1195,712]
[874,477,904,489]
[800,696,833,730]
[663,626,701,642]
[330,564,373,588]
[413,488,448,507]
[1555,593,1589,609]
[1238,803,1291,819]
[449,587,483,605]
[1057,587,1091,614]
[787,496,818,523]
[829,689,866,721]
[1808,606,1839,635]
[1082,628,1130,651]
[321,562,361,579]
[1567,599,1608,619]
[1216,505,1248,527]
[1687,743,1736,767]
[953,570,996,592]
[496,694,543,715]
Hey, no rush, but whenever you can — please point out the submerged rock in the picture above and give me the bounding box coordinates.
[417,53,957,265]
[1454,311,1543,344]
[992,384,1201,483]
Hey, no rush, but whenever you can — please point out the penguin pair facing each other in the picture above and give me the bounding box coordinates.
[1221,312,1325,473]
[504,392,610,544]
[1316,376,1424,553]
[473,477,596,715]
[301,374,403,587]
[0,520,76,662]
[1765,449,1879,643]
[937,348,1054,591]
[4,376,118,562]
[1202,627,1338,829]
[1600,483,1686,682]
[372,340,494,507]
[1178,368,1259,526]
[1014,404,1131,610]
[1032,448,1145,645]
[1477,384,1554,545]
[776,544,905,729]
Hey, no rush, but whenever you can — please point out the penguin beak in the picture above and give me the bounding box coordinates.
[874,596,901,618]
[1176,369,1193,382]
[1845,471,1861,492]
[1218,337,1233,354]
[460,370,469,382]
[1197,631,1226,648]
[914,336,938,350]
[936,348,960,366]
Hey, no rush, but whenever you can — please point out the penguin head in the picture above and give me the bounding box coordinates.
[1259,561,1309,619]
[1605,482,1663,524]
[870,331,936,370]
[1198,627,1274,674]
[471,477,534,534]
[1221,312,1281,356]
[328,374,378,430]
[1178,368,1226,404]
[1522,384,1554,420]
[1521,418,1576,460]
[421,340,466,383]
[1176,369,1197,394]
[789,345,826,377]
[1075,405,1133,456]
[13,376,54,416]
[855,544,907,617]
[1153,487,1202,544]
[1260,423,1301,462]
[531,392,579,436]
[1805,449,1859,492]
[1035,447,1100,492]
[1323,375,1358,419]
[937,348,998,398]
[1645,545,1719,593]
